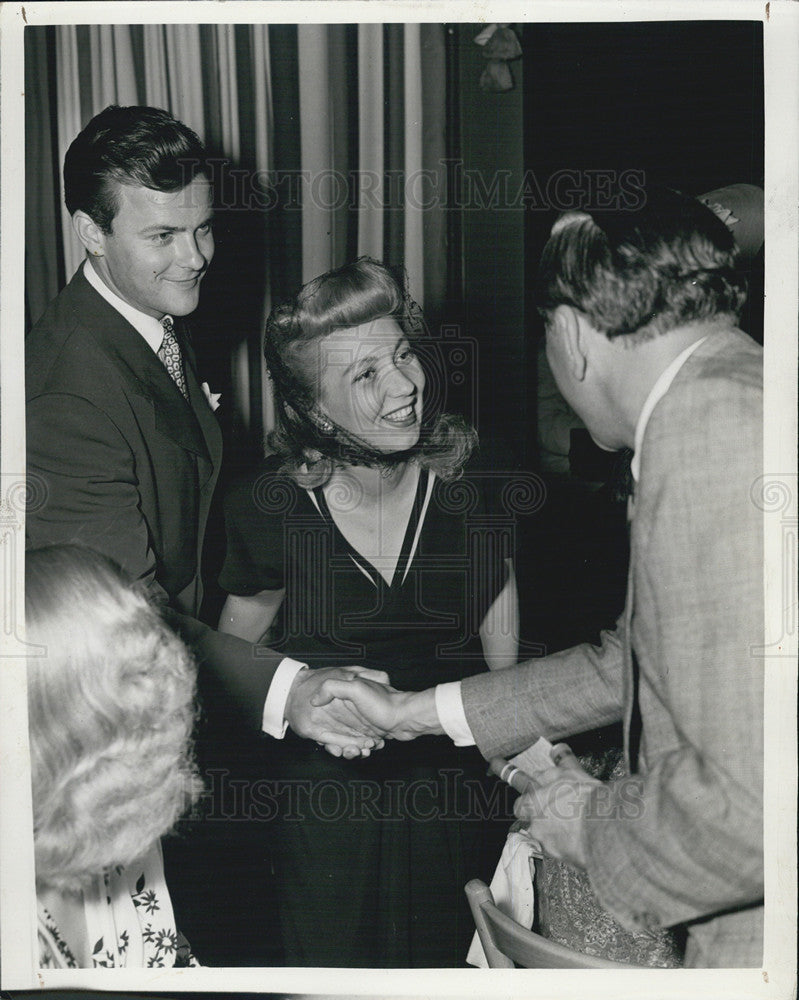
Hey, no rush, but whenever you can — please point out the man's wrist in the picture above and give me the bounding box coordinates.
[393,688,444,738]
[434,680,475,745]
[262,657,307,737]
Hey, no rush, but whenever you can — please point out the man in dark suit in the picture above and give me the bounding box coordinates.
[26,105,384,753]
[319,189,765,966]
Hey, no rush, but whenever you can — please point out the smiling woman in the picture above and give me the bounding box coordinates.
[217,258,520,967]
[262,257,475,488]
[315,317,426,454]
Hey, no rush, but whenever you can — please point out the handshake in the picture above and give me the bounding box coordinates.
[285,666,443,758]
[284,666,601,870]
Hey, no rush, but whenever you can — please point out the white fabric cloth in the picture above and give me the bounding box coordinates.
[436,681,474,746]
[261,657,308,737]
[83,841,177,967]
[466,830,538,967]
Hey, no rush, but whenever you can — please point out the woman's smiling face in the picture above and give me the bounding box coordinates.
[314,316,426,453]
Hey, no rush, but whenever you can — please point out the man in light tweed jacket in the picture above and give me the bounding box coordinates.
[319,188,764,967]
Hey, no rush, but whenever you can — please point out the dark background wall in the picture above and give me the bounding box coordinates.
[452,20,764,470]
[515,20,764,655]
[448,20,763,664]
[521,19,765,459]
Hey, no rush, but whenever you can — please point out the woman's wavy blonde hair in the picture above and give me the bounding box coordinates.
[26,545,202,892]
[264,257,477,487]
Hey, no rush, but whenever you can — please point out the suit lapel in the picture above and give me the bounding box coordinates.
[174,321,222,610]
[66,269,215,466]
[178,320,223,490]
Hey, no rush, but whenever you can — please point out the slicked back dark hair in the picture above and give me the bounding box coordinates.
[64,105,209,233]
[535,187,748,342]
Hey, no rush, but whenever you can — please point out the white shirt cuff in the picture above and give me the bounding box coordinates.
[261,657,308,737]
[435,681,476,747]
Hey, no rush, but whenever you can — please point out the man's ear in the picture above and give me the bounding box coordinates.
[551,304,588,382]
[71,211,106,257]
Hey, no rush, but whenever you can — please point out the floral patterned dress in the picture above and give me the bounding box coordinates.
[38,841,197,969]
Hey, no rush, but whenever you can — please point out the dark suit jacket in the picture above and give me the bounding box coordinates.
[462,327,764,967]
[26,266,281,729]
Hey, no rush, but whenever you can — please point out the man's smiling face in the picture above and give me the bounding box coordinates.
[91,174,214,319]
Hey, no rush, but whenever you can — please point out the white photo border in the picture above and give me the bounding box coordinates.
[1,1,796,995]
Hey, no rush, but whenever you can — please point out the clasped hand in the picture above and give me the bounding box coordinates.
[300,674,441,757]
[284,667,392,758]
[512,746,602,870]
[296,674,601,868]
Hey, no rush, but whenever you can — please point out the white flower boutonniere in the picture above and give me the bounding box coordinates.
[201,382,222,412]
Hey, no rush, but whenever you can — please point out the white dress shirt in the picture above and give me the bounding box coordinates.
[83,259,305,737]
[436,335,709,747]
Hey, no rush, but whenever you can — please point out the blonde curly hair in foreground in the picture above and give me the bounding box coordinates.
[26,545,203,892]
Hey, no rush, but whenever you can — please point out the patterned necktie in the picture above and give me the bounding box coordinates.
[157,316,188,400]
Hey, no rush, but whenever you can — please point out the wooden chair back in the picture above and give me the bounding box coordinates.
[465,879,642,969]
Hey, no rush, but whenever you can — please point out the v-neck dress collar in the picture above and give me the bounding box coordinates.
[306,467,436,591]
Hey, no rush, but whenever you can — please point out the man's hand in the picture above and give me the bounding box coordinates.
[310,676,444,741]
[512,746,602,869]
[285,666,390,759]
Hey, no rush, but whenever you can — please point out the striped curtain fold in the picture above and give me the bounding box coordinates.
[292,22,448,308]
[25,23,451,454]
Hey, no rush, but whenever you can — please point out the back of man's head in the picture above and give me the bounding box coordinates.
[535,187,748,342]
[64,105,208,234]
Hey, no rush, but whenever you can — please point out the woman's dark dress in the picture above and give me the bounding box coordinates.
[220,455,514,967]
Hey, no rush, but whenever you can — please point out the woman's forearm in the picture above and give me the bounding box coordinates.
[479,560,520,669]
[218,590,285,642]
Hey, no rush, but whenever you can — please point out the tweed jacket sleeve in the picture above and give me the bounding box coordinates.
[460,621,626,758]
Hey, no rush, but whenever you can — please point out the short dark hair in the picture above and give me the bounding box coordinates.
[64,105,209,233]
[535,187,748,341]
[264,257,476,485]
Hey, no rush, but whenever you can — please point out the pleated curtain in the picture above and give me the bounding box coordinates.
[25,23,450,452]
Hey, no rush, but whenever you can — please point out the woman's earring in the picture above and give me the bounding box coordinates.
[310,408,334,433]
